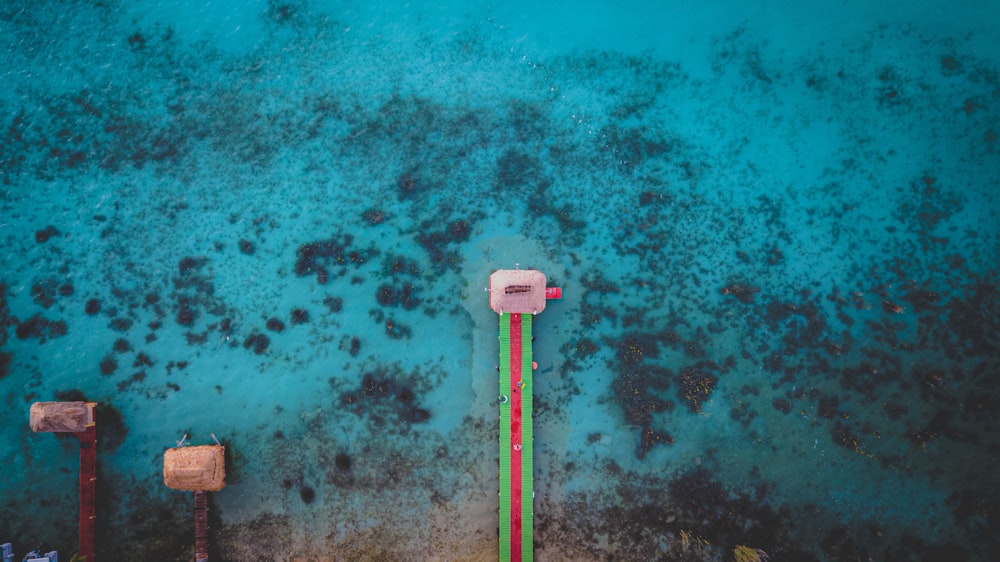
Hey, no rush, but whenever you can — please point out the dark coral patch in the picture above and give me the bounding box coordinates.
[15,314,68,342]
[299,486,315,505]
[495,149,543,190]
[35,225,60,243]
[85,298,101,315]
[611,365,673,427]
[178,256,206,276]
[117,371,147,391]
[31,278,60,308]
[397,386,415,404]
[832,422,860,451]
[295,238,346,275]
[176,299,196,326]
[267,2,297,22]
[166,360,189,373]
[238,239,256,255]
[133,352,153,368]
[109,317,133,332]
[334,452,352,471]
[339,369,430,426]
[396,169,424,200]
[384,319,411,339]
[663,466,785,553]
[361,372,392,399]
[607,332,680,458]
[638,426,674,457]
[375,283,420,311]
[415,217,476,272]
[720,282,760,304]
[127,32,145,48]
[398,284,420,310]
[574,338,599,357]
[884,402,908,421]
[54,389,86,402]
[0,351,12,379]
[382,254,421,278]
[266,317,286,332]
[376,285,399,307]
[95,402,128,452]
[99,356,118,375]
[404,407,431,423]
[243,332,270,355]
[293,234,378,282]
[772,399,792,414]
[362,209,385,225]
[729,399,758,428]
[817,394,840,419]
[315,267,329,284]
[676,366,719,413]
[901,285,940,313]
[169,256,230,338]
[218,318,234,338]
[290,308,309,324]
[445,219,470,242]
[323,296,343,313]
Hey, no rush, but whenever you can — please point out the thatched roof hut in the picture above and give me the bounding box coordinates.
[489,269,548,314]
[30,401,94,433]
[163,445,226,492]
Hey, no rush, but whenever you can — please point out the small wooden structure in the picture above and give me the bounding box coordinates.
[29,401,97,562]
[29,401,93,433]
[164,439,226,562]
[163,445,226,492]
[489,269,549,314]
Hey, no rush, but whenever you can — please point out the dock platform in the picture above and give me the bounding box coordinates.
[490,268,560,562]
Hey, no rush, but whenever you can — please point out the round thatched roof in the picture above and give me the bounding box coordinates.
[30,401,94,433]
[163,445,226,492]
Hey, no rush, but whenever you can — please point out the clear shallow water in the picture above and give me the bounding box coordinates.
[1,1,998,560]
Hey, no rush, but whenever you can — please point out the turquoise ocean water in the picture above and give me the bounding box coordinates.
[2,1,998,560]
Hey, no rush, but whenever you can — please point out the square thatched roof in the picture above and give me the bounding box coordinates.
[489,269,547,314]
[30,401,94,433]
[163,445,226,492]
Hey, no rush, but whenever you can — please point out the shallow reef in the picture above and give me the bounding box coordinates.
[0,2,998,560]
